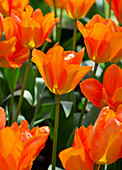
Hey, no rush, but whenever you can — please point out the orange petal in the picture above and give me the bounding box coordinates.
[80,78,105,109]
[0,107,6,130]
[103,64,122,98]
[59,146,93,170]
[90,107,121,164]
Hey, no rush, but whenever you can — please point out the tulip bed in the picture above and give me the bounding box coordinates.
[0,0,122,170]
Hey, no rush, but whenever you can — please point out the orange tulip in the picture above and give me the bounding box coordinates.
[80,64,122,111]
[59,125,94,170]
[59,105,122,168]
[0,107,50,170]
[2,16,30,68]
[106,0,122,25]
[63,0,96,20]
[77,14,122,63]
[45,0,64,9]
[89,105,122,164]
[12,5,59,49]
[0,0,29,16]
[32,43,92,95]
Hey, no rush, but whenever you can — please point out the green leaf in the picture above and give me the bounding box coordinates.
[20,62,35,96]
[3,68,20,92]
[62,32,81,50]
[34,77,46,105]
[60,101,73,118]
[49,102,74,152]
[82,105,100,127]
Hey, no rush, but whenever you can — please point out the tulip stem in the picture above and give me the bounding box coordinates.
[94,164,99,170]
[58,9,63,43]
[8,68,14,126]
[77,62,98,127]
[92,63,98,78]
[73,19,77,51]
[108,0,112,18]
[53,0,58,41]
[52,95,60,170]
[14,50,32,122]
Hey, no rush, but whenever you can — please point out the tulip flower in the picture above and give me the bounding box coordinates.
[63,0,96,20]
[59,105,122,169]
[80,64,122,111]
[106,0,122,25]
[2,16,29,68]
[0,0,29,16]
[0,107,50,170]
[32,42,92,95]
[59,125,94,170]
[12,5,59,49]
[45,0,64,9]
[89,105,122,164]
[77,14,122,63]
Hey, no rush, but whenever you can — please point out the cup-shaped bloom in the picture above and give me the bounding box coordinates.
[59,125,94,170]
[12,5,59,49]
[45,0,64,9]
[106,0,122,25]
[89,105,122,164]
[0,107,50,170]
[0,0,29,16]
[2,16,29,68]
[63,0,96,20]
[77,14,122,63]
[59,105,122,169]
[32,43,92,95]
[80,64,122,111]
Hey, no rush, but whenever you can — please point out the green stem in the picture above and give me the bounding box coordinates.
[73,19,77,51]
[52,95,60,170]
[77,62,99,127]
[94,164,99,170]
[8,68,14,126]
[58,9,63,43]
[14,50,32,122]
[53,0,58,41]
[92,63,98,78]
[77,97,88,128]
[108,0,112,18]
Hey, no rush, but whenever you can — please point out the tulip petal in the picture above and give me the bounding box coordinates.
[0,107,6,130]
[103,64,122,98]
[80,78,106,109]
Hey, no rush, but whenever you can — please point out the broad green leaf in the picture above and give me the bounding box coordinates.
[60,101,73,118]
[3,68,20,92]
[82,105,100,127]
[34,77,46,105]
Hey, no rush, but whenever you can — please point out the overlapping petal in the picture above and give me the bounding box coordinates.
[106,0,122,25]
[12,5,59,49]
[0,107,50,170]
[59,125,93,170]
[90,106,122,164]
[63,0,96,20]
[59,105,122,168]
[77,14,122,63]
[45,0,64,9]
[80,64,122,111]
[0,0,29,16]
[2,16,30,68]
[32,43,92,95]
